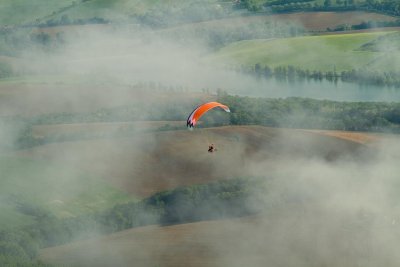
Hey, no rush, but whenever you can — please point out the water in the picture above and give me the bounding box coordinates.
[106,63,400,102]
[224,76,400,102]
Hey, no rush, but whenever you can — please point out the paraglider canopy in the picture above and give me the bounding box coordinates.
[187,101,230,129]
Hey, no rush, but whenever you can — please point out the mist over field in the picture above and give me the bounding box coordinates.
[1,1,400,267]
[39,133,400,267]
[237,140,400,267]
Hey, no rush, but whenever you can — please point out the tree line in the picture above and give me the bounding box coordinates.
[242,63,400,88]
[2,91,400,151]
[217,93,400,132]
[364,0,400,17]
[328,19,400,32]
[237,0,400,17]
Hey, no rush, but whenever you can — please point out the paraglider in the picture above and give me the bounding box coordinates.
[187,101,230,153]
[187,101,230,129]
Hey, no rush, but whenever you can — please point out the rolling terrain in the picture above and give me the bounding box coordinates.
[0,154,135,230]
[1,1,400,266]
[32,11,397,35]
[0,0,72,25]
[39,208,400,267]
[16,125,368,197]
[166,11,397,32]
[211,31,399,72]
[3,119,381,230]
[38,216,290,267]
[1,0,395,29]
[37,126,399,267]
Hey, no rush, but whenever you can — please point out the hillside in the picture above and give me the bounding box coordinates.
[0,155,135,231]
[0,0,225,26]
[174,11,396,31]
[39,123,400,267]
[359,31,400,51]
[36,126,400,267]
[211,31,399,72]
[16,126,368,198]
[2,1,400,266]
[0,0,72,25]
[39,212,398,267]
[2,0,396,27]
[1,123,373,231]
[38,216,275,267]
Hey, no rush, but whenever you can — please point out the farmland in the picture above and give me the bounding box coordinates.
[31,11,398,36]
[34,125,400,267]
[39,208,400,267]
[1,1,400,266]
[0,0,72,25]
[167,11,397,32]
[211,31,399,72]
[15,126,367,197]
[36,126,400,267]
[3,121,389,267]
[0,154,135,230]
[0,0,224,26]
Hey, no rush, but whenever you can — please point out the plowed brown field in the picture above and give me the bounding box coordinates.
[17,126,365,197]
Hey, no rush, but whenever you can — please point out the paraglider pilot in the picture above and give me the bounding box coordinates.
[208,144,215,153]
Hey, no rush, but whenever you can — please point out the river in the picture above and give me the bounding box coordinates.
[223,76,400,102]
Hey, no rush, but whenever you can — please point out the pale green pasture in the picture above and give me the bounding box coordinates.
[0,202,34,230]
[0,0,201,25]
[0,155,135,230]
[38,0,210,21]
[0,73,99,85]
[212,32,398,72]
[0,0,72,25]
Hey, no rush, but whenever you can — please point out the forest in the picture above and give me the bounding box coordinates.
[238,0,400,15]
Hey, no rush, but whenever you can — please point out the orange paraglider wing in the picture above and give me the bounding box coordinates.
[187,101,230,129]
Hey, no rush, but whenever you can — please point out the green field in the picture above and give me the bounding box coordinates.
[0,0,143,26]
[59,0,189,18]
[0,0,222,26]
[0,155,136,230]
[0,0,73,25]
[211,31,399,72]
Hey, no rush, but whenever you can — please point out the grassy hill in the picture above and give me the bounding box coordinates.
[0,0,72,25]
[0,0,396,27]
[0,0,225,26]
[0,154,135,230]
[211,31,399,72]
[360,31,400,52]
